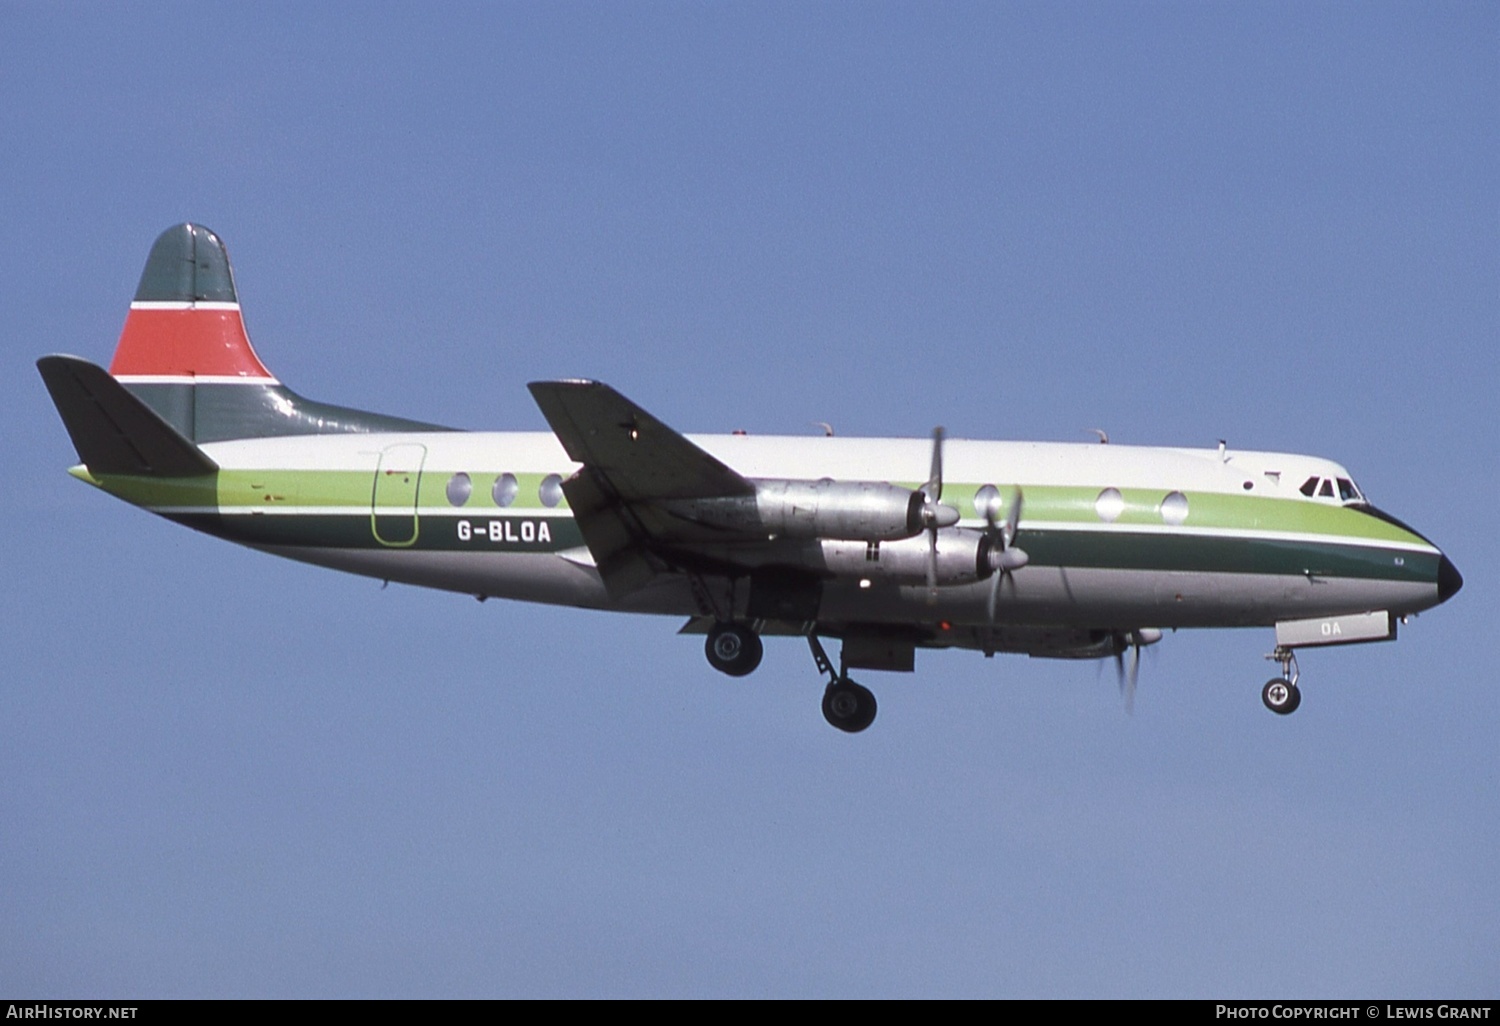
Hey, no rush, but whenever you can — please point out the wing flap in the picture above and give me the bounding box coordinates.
[561,466,659,599]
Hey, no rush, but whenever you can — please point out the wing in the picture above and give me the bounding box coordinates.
[528,380,758,598]
[528,379,752,501]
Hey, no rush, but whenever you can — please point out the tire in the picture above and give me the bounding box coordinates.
[1262,677,1300,715]
[822,680,877,733]
[705,623,763,677]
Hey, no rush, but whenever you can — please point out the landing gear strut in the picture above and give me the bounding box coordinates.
[705,622,763,677]
[1261,646,1302,715]
[807,634,877,733]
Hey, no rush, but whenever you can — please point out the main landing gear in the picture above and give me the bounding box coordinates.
[1261,646,1302,715]
[821,678,878,733]
[702,622,877,733]
[705,622,763,677]
[808,634,877,733]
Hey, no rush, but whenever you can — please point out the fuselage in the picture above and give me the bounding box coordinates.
[78,426,1455,639]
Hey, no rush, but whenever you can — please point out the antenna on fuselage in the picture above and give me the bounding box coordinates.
[1090,428,1109,444]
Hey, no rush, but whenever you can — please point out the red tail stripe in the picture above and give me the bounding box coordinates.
[109,308,274,379]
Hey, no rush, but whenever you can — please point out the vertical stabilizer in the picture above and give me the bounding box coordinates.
[101,224,450,442]
[109,223,275,381]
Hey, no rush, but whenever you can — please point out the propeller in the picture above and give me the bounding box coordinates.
[980,486,1028,655]
[920,428,960,603]
[1111,628,1162,713]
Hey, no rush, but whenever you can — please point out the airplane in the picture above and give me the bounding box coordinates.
[37,223,1463,733]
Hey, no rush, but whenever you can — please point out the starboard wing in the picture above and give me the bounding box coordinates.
[527,380,753,500]
[528,380,757,598]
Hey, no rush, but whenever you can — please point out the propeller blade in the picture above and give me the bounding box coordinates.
[982,567,1001,656]
[926,525,938,603]
[922,427,947,606]
[1111,631,1146,714]
[979,484,1026,651]
[1005,487,1024,546]
[924,427,945,503]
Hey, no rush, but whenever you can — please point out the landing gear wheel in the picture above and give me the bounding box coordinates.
[1262,677,1302,715]
[705,623,763,677]
[822,679,877,733]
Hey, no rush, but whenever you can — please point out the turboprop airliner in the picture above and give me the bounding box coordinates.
[38,224,1463,732]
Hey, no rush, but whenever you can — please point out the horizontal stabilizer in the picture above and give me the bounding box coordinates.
[528,380,753,501]
[37,355,218,477]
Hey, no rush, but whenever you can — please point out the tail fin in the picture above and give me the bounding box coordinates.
[97,223,450,443]
[109,223,275,381]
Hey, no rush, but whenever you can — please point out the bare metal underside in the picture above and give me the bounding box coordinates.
[263,544,1438,635]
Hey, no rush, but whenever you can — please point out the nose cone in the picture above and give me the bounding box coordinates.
[1438,554,1464,603]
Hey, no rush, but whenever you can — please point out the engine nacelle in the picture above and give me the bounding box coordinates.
[667,479,929,542]
[820,529,993,586]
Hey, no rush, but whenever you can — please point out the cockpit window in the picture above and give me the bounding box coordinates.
[1300,474,1365,504]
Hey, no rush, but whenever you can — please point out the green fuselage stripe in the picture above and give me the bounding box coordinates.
[88,466,1438,585]
[95,470,1430,545]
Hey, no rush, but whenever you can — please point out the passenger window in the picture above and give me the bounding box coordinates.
[1095,487,1125,522]
[492,473,518,507]
[1160,491,1189,525]
[539,474,564,508]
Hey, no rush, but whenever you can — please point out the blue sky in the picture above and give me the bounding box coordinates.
[2,2,1495,997]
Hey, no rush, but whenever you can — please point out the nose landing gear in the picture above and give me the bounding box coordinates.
[1261,646,1302,715]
